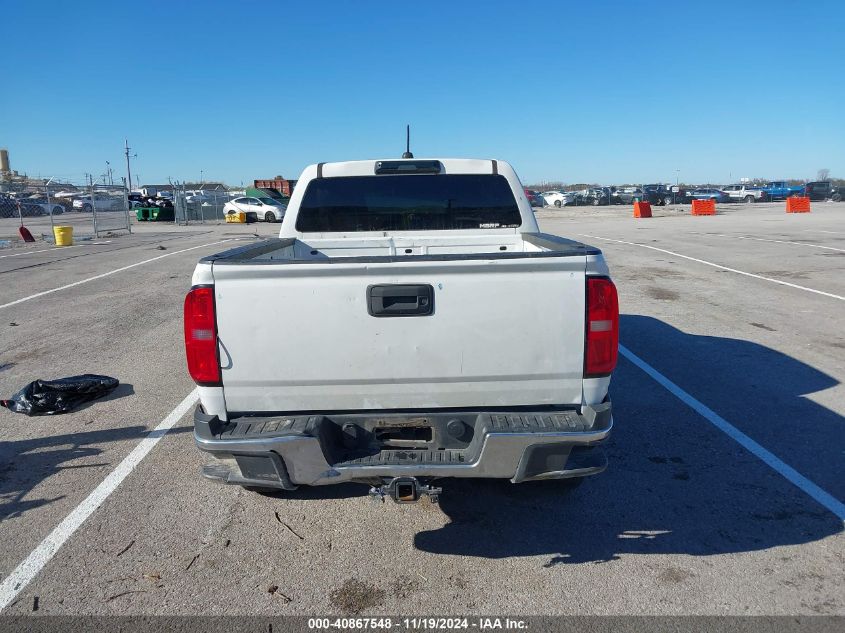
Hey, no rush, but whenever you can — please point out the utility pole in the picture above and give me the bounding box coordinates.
[85,172,98,232]
[122,176,132,234]
[124,139,136,193]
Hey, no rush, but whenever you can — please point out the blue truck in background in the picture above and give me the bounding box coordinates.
[761,181,805,200]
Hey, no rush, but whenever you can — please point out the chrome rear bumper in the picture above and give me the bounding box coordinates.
[194,403,612,488]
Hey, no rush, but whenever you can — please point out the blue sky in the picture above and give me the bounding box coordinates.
[2,0,843,186]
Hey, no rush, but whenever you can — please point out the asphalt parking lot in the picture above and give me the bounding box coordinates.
[0,201,843,616]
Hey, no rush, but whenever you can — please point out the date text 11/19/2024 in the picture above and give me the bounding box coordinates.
[307,617,529,630]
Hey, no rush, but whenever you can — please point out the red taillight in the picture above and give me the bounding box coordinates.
[585,277,619,377]
[184,286,221,385]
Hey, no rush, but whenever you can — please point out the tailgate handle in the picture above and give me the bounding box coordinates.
[367,284,434,317]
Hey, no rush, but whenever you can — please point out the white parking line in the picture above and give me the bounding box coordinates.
[0,245,83,258]
[620,345,845,522]
[0,389,200,611]
[729,235,845,252]
[0,240,230,311]
[0,242,113,258]
[580,234,845,302]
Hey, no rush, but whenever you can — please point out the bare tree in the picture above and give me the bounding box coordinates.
[817,168,830,181]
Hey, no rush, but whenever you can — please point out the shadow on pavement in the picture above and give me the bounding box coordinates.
[250,482,371,501]
[414,315,843,562]
[0,424,192,521]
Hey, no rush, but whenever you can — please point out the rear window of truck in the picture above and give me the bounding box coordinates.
[295,174,522,232]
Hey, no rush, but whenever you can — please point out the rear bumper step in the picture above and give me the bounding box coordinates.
[194,403,612,488]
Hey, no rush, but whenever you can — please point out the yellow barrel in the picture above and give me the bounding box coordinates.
[53,226,74,246]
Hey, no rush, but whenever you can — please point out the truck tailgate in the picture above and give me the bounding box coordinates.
[212,256,586,412]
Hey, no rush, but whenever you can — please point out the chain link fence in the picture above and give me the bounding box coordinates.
[171,186,238,224]
[1,175,254,243]
[0,178,131,242]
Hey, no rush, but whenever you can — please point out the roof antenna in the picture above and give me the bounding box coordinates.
[401,124,414,159]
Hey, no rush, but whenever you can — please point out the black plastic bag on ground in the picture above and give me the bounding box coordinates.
[1,374,119,416]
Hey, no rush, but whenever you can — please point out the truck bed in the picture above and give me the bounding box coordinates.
[201,232,599,265]
[197,233,600,414]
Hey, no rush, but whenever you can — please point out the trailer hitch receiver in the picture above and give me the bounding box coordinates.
[369,477,442,504]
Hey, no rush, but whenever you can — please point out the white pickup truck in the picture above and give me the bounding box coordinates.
[721,184,768,203]
[184,158,617,503]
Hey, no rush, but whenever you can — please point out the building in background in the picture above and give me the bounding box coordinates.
[253,176,297,197]
[141,182,228,196]
[182,182,228,192]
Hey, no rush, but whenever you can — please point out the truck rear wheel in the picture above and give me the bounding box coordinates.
[744,195,755,203]
[554,200,562,208]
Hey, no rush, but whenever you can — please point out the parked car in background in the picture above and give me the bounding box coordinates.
[641,184,666,203]
[831,186,844,202]
[721,184,768,203]
[576,187,612,206]
[72,194,125,212]
[0,195,17,218]
[185,190,223,204]
[611,187,661,205]
[803,181,834,201]
[14,199,66,216]
[688,188,730,203]
[223,196,287,222]
[523,189,545,207]
[641,184,688,206]
[761,181,804,200]
[661,186,689,205]
[541,190,577,207]
[128,193,147,208]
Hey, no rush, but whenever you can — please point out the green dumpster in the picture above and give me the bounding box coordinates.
[150,207,175,222]
[135,207,154,221]
[135,206,174,222]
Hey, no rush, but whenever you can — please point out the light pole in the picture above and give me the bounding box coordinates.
[200,170,204,186]
[124,139,136,193]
